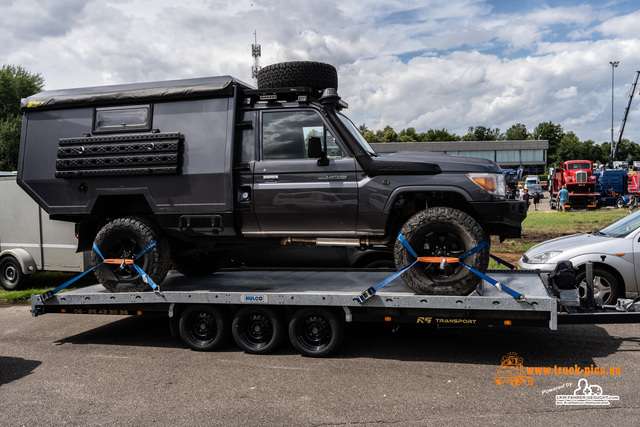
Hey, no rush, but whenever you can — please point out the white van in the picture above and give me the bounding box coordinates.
[524,175,540,189]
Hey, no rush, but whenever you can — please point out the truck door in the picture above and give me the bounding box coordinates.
[252,110,358,233]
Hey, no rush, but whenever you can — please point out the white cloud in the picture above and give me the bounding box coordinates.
[1,0,639,143]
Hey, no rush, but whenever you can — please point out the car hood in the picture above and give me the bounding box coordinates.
[383,151,502,173]
[522,232,616,261]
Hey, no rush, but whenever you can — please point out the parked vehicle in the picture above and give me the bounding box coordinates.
[523,175,540,190]
[594,169,630,208]
[518,210,640,304]
[549,160,599,210]
[0,173,89,290]
[17,61,526,295]
[527,184,544,199]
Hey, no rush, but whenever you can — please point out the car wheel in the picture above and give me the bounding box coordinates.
[92,217,171,292]
[0,256,29,291]
[576,268,619,305]
[616,198,625,209]
[257,61,338,91]
[394,207,489,295]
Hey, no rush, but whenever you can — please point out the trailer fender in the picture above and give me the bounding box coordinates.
[0,248,37,275]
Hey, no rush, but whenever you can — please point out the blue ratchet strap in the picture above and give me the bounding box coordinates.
[40,240,158,302]
[93,241,159,292]
[357,234,419,303]
[357,234,526,303]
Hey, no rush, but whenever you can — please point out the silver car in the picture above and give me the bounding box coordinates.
[518,210,640,304]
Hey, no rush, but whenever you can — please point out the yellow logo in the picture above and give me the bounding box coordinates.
[27,100,45,108]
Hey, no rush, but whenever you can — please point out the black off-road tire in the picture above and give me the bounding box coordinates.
[257,61,338,91]
[0,256,29,291]
[173,251,229,277]
[92,217,171,292]
[394,207,489,295]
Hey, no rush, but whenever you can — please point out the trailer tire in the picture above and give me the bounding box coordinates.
[257,61,338,91]
[576,268,619,305]
[92,217,171,292]
[394,207,489,296]
[289,307,345,357]
[179,305,230,351]
[232,306,285,354]
[0,256,29,291]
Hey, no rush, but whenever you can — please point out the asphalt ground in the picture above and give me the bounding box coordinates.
[1,304,638,426]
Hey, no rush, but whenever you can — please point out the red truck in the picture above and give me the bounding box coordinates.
[550,160,599,210]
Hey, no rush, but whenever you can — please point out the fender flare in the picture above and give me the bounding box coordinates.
[0,248,37,275]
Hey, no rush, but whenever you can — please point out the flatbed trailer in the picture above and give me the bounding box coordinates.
[30,269,640,357]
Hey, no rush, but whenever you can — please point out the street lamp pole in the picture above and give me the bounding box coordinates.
[610,60,619,160]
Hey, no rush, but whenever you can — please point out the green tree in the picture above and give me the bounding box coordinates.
[462,125,501,141]
[0,65,44,170]
[505,123,528,140]
[420,128,460,142]
[377,125,398,142]
[531,121,563,164]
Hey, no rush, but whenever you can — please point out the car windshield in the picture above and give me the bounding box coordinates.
[600,210,640,238]
[338,113,378,156]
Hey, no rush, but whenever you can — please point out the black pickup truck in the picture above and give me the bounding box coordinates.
[17,61,526,294]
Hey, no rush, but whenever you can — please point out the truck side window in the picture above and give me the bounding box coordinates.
[262,111,342,160]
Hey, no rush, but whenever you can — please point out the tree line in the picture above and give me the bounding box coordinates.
[359,123,640,167]
[1,63,639,171]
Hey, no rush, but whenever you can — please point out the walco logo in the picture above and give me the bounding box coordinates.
[241,294,267,303]
[494,352,534,386]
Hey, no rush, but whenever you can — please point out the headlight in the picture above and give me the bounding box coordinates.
[468,173,506,198]
[524,250,562,264]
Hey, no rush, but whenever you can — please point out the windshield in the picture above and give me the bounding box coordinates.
[338,113,377,156]
[600,210,640,238]
[567,162,591,170]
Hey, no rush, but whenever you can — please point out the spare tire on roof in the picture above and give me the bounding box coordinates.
[257,61,338,91]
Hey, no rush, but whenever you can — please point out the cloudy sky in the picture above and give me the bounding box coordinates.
[2,0,639,143]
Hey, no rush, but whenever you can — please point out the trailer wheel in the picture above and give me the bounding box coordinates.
[92,217,171,292]
[179,305,230,351]
[257,61,338,91]
[232,306,285,354]
[576,268,619,305]
[394,207,489,295]
[288,307,345,357]
[0,256,29,291]
[173,251,229,277]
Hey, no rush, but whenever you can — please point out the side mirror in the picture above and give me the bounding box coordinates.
[308,136,329,166]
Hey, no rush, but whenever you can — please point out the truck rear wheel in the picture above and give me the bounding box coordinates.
[288,307,345,357]
[257,61,338,91]
[92,217,171,292]
[232,306,285,354]
[394,207,489,295]
[179,305,230,351]
[0,256,29,291]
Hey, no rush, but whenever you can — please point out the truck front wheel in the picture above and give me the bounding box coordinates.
[394,207,489,295]
[92,217,171,292]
